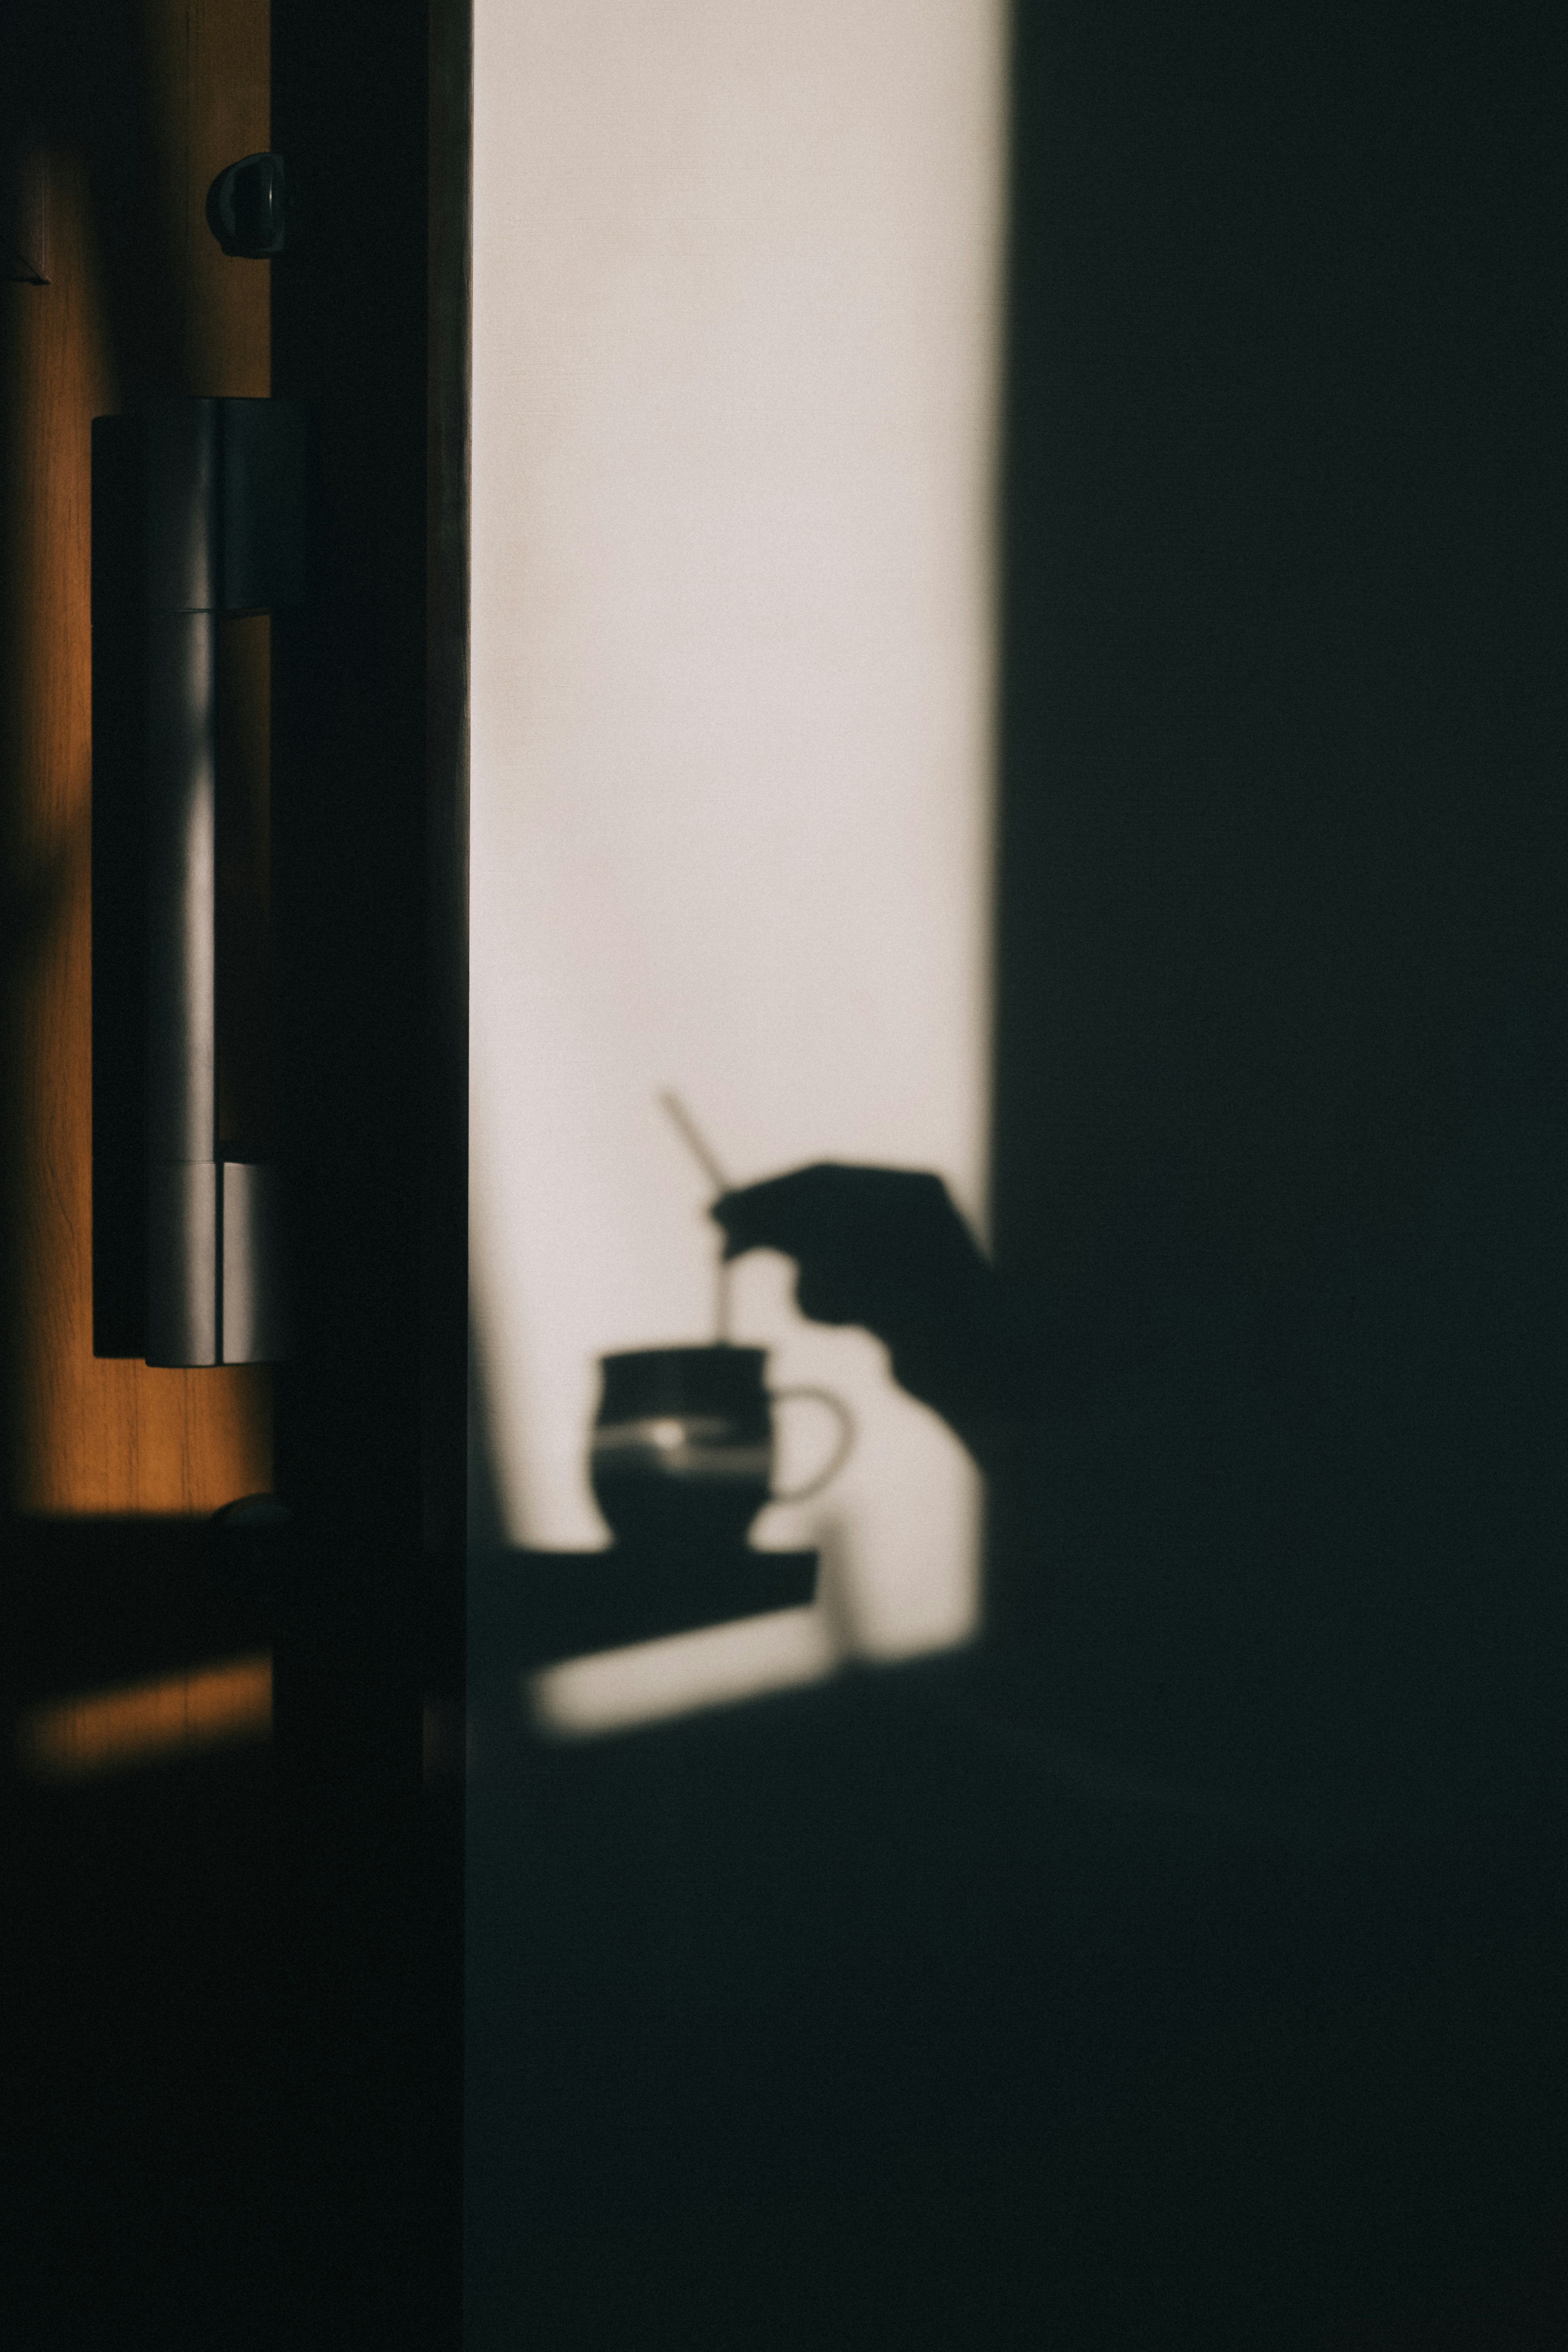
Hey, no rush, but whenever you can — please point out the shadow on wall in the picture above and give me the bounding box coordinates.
[468,1313,508,1561]
[468,972,1568,1810]
[467,1306,884,1741]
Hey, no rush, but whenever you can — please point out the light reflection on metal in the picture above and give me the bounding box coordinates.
[15,1652,273,1782]
[141,398,304,1366]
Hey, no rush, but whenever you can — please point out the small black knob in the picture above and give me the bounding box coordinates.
[206,152,290,258]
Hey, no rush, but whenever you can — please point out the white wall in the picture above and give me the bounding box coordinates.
[471,0,1007,1733]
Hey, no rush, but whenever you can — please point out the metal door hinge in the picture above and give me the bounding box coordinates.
[93,396,309,1367]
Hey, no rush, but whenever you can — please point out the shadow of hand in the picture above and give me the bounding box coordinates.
[712,1164,1071,1460]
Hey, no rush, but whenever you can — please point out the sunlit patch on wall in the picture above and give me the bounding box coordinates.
[15,1653,273,1783]
[470,0,1007,1731]
[526,1606,843,1743]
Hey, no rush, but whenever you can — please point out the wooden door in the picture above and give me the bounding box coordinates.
[0,4,468,2344]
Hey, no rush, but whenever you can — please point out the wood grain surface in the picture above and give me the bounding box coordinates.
[2,2,273,1513]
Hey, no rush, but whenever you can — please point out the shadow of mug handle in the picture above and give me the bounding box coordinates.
[768,1386,855,1503]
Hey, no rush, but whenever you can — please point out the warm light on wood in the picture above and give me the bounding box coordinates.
[0,0,274,1513]
[16,1651,273,1782]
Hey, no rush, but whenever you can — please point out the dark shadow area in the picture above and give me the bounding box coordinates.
[0,1520,281,2352]
[468,1091,1568,2341]
[466,3,1568,2344]
[474,1545,818,1671]
[467,1310,509,1559]
[468,1653,1568,2350]
[267,4,467,2343]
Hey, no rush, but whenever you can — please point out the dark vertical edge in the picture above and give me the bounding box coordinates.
[268,0,455,2342]
[90,415,148,1358]
[425,0,471,1629]
[218,396,310,613]
[987,0,1052,1297]
[980,2,1040,1653]
[424,0,471,2342]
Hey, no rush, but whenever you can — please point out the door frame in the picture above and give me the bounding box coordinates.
[3,3,473,2343]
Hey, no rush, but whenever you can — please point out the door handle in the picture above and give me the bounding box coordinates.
[139,395,307,1365]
